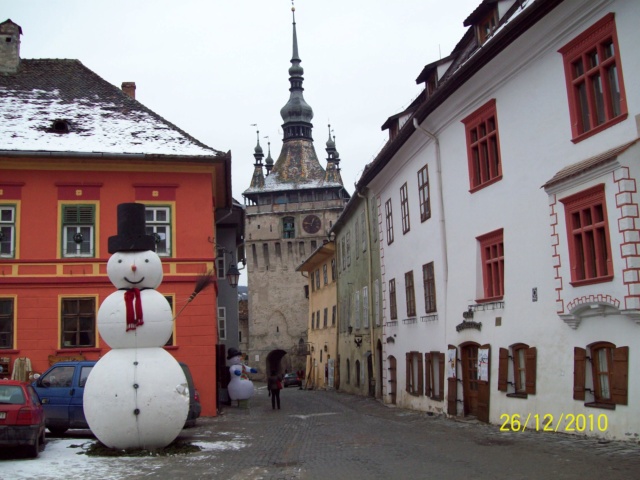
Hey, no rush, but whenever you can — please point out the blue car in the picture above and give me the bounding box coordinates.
[33,360,200,435]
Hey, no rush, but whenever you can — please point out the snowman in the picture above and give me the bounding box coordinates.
[226,347,257,402]
[84,203,189,450]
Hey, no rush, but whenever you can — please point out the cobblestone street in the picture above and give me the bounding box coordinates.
[3,383,640,480]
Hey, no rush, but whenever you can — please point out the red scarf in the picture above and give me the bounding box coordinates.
[124,288,143,331]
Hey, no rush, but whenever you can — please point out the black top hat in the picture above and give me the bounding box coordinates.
[227,347,243,360]
[108,203,157,254]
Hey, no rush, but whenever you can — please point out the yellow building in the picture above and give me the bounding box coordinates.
[296,241,337,389]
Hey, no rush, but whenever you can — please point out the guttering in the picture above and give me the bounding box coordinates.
[0,150,229,163]
[412,118,448,349]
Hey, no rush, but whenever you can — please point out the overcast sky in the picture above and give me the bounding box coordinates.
[3,0,481,285]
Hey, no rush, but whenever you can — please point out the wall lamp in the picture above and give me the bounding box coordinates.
[215,245,241,288]
[354,335,363,348]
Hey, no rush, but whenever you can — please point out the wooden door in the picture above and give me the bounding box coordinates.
[461,345,479,417]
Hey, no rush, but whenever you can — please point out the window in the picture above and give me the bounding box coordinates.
[323,307,328,328]
[374,279,380,326]
[263,243,270,268]
[462,99,502,191]
[559,14,627,142]
[498,344,537,398]
[316,310,320,329]
[574,342,628,408]
[389,279,398,320]
[218,307,226,340]
[422,262,436,313]
[405,271,416,317]
[216,249,226,280]
[346,231,351,266]
[0,205,16,258]
[61,297,95,348]
[477,229,504,301]
[385,199,394,245]
[425,352,445,400]
[323,264,328,285]
[417,165,431,222]
[346,359,351,384]
[341,238,346,270]
[354,291,360,329]
[477,9,497,44]
[406,351,423,396]
[331,258,336,282]
[0,298,14,349]
[560,184,612,285]
[400,183,410,234]
[283,217,295,238]
[145,206,171,256]
[355,218,359,259]
[331,305,336,326]
[361,210,367,252]
[362,286,369,328]
[371,202,378,243]
[311,311,315,330]
[315,269,320,290]
[62,205,95,257]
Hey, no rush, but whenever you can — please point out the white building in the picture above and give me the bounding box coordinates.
[356,0,639,440]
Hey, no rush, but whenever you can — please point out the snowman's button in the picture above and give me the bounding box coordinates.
[134,409,140,415]
[133,384,139,389]
[133,361,139,365]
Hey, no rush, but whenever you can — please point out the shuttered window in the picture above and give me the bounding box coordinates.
[406,351,423,396]
[573,342,628,408]
[425,351,445,401]
[62,205,95,257]
[498,344,536,398]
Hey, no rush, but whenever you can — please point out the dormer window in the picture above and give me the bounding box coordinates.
[477,9,498,44]
[52,119,70,134]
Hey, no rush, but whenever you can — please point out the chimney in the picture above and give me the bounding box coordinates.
[0,19,22,74]
[121,82,136,100]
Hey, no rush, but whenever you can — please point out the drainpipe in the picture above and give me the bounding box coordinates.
[357,189,376,397]
[412,118,448,347]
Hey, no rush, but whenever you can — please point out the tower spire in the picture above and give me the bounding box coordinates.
[249,125,265,189]
[280,1,314,142]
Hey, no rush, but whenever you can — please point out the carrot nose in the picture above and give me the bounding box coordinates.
[131,265,137,272]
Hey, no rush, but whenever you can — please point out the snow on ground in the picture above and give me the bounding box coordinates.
[0,437,247,480]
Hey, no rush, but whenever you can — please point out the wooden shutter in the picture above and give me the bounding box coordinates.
[525,347,537,395]
[611,346,629,405]
[573,347,586,400]
[438,352,445,401]
[424,353,432,398]
[447,345,457,415]
[405,352,411,394]
[498,348,509,392]
[417,353,424,396]
[477,344,490,423]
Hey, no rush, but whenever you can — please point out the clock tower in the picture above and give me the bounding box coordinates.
[242,6,349,379]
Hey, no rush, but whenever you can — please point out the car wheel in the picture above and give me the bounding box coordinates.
[48,427,68,436]
[26,433,40,458]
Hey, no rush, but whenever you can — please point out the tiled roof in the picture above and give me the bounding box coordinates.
[0,59,223,157]
[542,139,639,190]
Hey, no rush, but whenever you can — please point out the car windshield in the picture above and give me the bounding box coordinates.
[285,374,296,378]
[0,385,25,404]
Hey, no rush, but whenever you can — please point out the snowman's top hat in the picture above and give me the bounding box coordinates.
[227,347,243,360]
[108,203,157,254]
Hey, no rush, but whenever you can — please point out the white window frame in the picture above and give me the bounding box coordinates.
[62,205,95,258]
[145,206,171,256]
[0,205,16,258]
[218,306,227,340]
[362,286,369,328]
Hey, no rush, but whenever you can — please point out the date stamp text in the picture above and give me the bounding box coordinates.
[499,413,608,433]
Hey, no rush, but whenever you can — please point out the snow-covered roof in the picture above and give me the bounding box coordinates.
[0,59,223,158]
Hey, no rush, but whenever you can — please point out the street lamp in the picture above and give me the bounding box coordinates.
[225,261,240,288]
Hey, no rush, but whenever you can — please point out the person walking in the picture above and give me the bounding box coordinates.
[267,370,282,410]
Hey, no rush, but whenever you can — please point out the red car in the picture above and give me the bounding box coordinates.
[0,380,46,458]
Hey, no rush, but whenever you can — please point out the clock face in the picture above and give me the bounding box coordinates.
[302,214,322,234]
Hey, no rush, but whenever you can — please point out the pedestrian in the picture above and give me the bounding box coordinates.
[267,370,282,410]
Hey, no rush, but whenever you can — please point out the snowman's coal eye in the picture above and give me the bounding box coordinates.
[118,259,122,264]
[145,259,150,263]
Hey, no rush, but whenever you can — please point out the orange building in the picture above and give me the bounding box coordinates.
[0,20,231,416]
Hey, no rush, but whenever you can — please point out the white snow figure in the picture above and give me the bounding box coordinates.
[227,348,257,401]
[84,203,189,450]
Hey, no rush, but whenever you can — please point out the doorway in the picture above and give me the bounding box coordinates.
[460,342,490,422]
[387,355,397,405]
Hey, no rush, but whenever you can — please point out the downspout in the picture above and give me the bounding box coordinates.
[357,189,376,397]
[412,118,448,348]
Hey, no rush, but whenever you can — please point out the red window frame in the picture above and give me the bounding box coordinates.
[385,198,394,245]
[417,165,431,223]
[400,183,410,234]
[558,14,628,143]
[462,99,502,192]
[477,228,504,302]
[560,184,613,286]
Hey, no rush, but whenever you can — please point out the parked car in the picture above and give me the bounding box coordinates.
[283,373,301,388]
[0,380,46,458]
[33,360,201,434]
